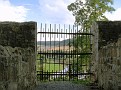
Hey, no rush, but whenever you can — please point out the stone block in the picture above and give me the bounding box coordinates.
[8,82,17,90]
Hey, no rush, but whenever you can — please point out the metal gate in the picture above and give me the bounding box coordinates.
[37,24,93,81]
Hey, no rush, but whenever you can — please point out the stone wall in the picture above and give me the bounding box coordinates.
[0,22,37,90]
[91,21,121,90]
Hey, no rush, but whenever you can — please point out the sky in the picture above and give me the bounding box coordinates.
[0,0,121,41]
[0,0,121,24]
[0,0,75,24]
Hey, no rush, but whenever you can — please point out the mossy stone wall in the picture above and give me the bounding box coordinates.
[0,21,37,90]
[91,21,121,90]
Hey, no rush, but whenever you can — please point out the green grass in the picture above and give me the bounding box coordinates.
[43,63,64,72]
[71,78,91,85]
[36,60,43,71]
[36,59,66,72]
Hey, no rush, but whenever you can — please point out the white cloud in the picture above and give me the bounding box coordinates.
[39,0,75,24]
[0,0,28,22]
[105,8,121,21]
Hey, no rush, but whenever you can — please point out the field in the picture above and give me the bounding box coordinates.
[36,59,66,72]
[37,45,74,52]
[43,63,64,72]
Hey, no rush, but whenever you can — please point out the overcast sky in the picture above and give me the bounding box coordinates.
[0,0,121,41]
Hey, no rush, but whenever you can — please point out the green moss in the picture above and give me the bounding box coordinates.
[0,22,36,48]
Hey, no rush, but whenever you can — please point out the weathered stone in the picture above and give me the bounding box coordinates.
[8,82,17,90]
[91,21,121,90]
[0,22,37,90]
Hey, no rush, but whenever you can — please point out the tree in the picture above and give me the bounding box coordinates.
[68,0,115,30]
[67,0,115,76]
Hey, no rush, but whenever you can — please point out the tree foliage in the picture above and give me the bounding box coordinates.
[67,0,115,75]
[68,0,115,30]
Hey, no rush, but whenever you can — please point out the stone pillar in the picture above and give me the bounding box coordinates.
[90,22,99,82]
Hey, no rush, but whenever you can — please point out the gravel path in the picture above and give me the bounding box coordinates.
[34,81,90,90]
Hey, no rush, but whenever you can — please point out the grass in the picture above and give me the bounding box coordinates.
[36,59,66,72]
[43,63,64,72]
[36,57,90,73]
[36,60,43,71]
[71,78,91,85]
[36,55,91,82]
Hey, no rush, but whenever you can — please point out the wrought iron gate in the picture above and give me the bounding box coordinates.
[37,24,93,81]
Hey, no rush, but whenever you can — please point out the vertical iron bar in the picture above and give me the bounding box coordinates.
[72,25,75,80]
[40,23,42,81]
[77,25,79,81]
[61,27,63,80]
[45,24,47,80]
[49,24,51,81]
[80,27,83,80]
[54,24,56,81]
[69,25,71,81]
[85,33,87,79]
[59,24,61,80]
[63,24,66,81]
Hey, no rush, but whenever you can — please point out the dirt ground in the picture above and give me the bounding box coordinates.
[34,81,90,90]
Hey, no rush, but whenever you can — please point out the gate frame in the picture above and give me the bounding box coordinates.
[36,24,93,81]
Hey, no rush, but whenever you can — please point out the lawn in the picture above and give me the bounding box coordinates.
[36,59,66,72]
[43,63,64,72]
